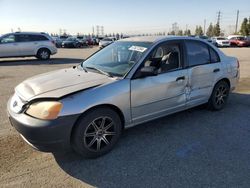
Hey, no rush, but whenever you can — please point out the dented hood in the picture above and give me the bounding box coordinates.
[15,67,114,101]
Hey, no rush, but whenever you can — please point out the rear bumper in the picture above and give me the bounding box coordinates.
[7,100,79,152]
[51,47,57,55]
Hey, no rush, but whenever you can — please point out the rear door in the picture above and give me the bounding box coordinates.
[15,34,34,56]
[185,40,222,106]
[0,34,19,57]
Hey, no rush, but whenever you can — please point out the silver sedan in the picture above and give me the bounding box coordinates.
[7,36,239,158]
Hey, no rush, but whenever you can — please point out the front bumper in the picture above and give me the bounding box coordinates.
[7,99,79,152]
[218,43,230,47]
[61,43,75,48]
[237,43,248,47]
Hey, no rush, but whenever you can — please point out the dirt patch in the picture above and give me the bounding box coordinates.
[235,78,250,93]
[0,133,35,176]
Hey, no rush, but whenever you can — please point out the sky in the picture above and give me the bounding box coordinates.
[0,0,249,36]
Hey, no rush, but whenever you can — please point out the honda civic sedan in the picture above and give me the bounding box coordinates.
[7,36,239,158]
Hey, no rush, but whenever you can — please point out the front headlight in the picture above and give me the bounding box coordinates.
[26,101,63,120]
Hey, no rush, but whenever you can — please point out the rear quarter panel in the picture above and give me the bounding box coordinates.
[220,54,239,90]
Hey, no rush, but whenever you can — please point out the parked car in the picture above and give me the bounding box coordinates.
[195,35,212,43]
[7,36,239,158]
[211,37,230,47]
[52,37,63,48]
[227,35,242,40]
[92,37,99,45]
[61,37,84,48]
[99,37,116,48]
[0,32,57,60]
[228,36,250,47]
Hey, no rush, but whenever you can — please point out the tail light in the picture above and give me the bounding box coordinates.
[237,59,240,68]
[51,40,56,46]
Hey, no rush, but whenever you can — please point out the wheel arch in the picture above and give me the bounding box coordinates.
[70,104,125,144]
[36,47,51,55]
[216,77,231,88]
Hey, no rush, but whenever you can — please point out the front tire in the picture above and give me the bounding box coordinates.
[208,81,230,111]
[36,48,51,60]
[72,107,122,158]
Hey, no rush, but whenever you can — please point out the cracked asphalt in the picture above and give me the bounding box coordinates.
[0,47,249,188]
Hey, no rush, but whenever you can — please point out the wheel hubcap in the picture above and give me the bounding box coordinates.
[41,51,48,59]
[215,85,227,106]
[84,116,116,152]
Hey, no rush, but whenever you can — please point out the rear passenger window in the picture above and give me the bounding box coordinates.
[209,47,220,63]
[16,35,30,42]
[186,41,210,67]
[29,35,49,41]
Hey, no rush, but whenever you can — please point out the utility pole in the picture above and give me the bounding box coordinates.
[204,19,206,35]
[100,26,104,36]
[96,25,100,36]
[217,11,221,25]
[235,10,239,34]
[92,26,95,36]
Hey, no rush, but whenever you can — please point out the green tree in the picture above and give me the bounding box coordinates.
[184,29,191,36]
[248,17,250,35]
[177,30,183,36]
[213,23,221,36]
[206,23,214,37]
[240,18,249,36]
[169,31,175,35]
[195,25,203,36]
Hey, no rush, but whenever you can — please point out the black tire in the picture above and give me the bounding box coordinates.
[72,107,122,158]
[36,48,51,60]
[207,80,230,111]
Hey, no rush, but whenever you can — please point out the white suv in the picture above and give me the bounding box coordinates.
[0,32,57,60]
[211,37,230,47]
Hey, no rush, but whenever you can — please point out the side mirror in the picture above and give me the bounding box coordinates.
[139,66,158,77]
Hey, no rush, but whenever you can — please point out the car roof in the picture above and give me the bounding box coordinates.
[119,35,208,43]
[13,32,49,35]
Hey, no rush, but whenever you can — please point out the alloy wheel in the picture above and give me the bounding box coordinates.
[40,51,49,59]
[83,116,116,152]
[215,85,228,106]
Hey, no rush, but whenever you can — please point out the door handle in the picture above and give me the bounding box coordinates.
[176,76,185,81]
[213,68,220,73]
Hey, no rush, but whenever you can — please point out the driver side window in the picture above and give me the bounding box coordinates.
[143,42,181,74]
[0,34,16,43]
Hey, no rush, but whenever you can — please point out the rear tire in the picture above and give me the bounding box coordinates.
[72,107,122,158]
[36,48,51,60]
[207,80,230,111]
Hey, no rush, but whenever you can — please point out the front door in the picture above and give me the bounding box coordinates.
[130,41,188,124]
[0,34,20,57]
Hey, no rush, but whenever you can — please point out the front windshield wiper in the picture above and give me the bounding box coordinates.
[85,66,113,77]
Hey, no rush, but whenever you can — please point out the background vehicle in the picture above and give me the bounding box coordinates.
[229,36,250,47]
[8,36,239,158]
[227,35,242,40]
[195,35,212,43]
[52,36,63,48]
[99,37,116,48]
[0,32,57,60]
[211,37,230,47]
[61,37,84,48]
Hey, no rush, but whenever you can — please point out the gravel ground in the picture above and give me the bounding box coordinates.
[0,47,249,188]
